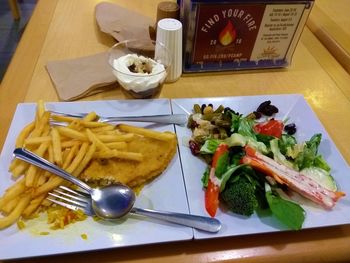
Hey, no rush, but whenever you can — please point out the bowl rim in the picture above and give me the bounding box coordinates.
[107,38,171,77]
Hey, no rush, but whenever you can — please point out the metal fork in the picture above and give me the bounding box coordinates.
[47,186,221,233]
[49,110,188,126]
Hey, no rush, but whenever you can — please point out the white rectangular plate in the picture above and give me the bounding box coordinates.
[172,94,350,239]
[0,99,192,260]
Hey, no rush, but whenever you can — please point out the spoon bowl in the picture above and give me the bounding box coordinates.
[91,185,136,219]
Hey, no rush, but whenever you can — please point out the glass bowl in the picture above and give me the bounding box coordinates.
[108,39,171,99]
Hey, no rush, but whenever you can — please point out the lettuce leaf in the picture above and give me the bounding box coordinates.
[265,183,305,230]
[200,139,220,154]
[270,138,294,168]
[295,134,331,170]
[201,167,210,188]
[279,134,297,155]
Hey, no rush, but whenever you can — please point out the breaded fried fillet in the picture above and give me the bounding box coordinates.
[80,133,177,187]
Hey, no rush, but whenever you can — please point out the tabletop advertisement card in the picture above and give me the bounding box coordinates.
[178,0,314,72]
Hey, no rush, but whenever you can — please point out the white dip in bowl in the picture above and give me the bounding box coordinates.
[112,54,167,98]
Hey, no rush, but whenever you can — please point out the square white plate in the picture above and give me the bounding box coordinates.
[0,99,192,260]
[172,94,350,239]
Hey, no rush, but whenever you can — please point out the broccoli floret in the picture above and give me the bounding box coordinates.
[220,175,258,216]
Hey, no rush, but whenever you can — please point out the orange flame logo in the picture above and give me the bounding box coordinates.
[218,20,236,46]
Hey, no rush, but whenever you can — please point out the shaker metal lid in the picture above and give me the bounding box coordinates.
[157,18,182,31]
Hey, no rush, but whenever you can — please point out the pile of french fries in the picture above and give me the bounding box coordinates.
[0,100,176,229]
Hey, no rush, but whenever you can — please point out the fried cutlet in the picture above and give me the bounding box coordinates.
[80,133,177,187]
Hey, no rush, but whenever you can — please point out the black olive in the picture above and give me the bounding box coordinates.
[224,107,239,115]
[223,107,231,115]
[253,111,262,119]
[284,123,297,135]
[256,100,279,116]
[257,100,270,112]
[201,104,206,113]
[264,105,278,116]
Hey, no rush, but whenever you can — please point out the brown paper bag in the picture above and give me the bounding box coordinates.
[95,2,154,42]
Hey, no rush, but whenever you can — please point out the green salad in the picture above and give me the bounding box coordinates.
[187,101,345,230]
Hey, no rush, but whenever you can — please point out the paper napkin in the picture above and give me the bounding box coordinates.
[46,2,154,101]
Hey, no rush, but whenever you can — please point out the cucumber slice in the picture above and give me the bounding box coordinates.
[301,167,337,191]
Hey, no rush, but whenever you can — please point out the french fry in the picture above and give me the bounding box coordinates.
[25,165,38,187]
[86,129,109,151]
[97,133,134,143]
[0,179,26,209]
[10,161,29,178]
[73,142,96,176]
[41,199,52,207]
[65,142,89,173]
[79,121,109,128]
[83,111,98,121]
[94,149,143,162]
[24,136,51,146]
[53,117,106,128]
[15,122,35,148]
[52,114,106,128]
[22,194,46,218]
[117,124,176,141]
[61,140,81,148]
[36,144,55,184]
[51,111,98,123]
[25,141,50,187]
[31,111,51,138]
[51,115,76,123]
[0,196,20,214]
[51,127,62,166]
[90,125,115,133]
[48,143,54,163]
[33,177,63,198]
[37,100,46,119]
[56,126,88,141]
[105,141,127,150]
[0,195,31,229]
[9,158,22,172]
[62,143,79,170]
[36,170,49,187]
[68,119,83,131]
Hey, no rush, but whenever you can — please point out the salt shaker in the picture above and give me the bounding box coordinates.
[156,18,182,83]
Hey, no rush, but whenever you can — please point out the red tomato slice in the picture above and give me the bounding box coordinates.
[205,179,220,217]
[204,144,229,217]
[254,119,284,138]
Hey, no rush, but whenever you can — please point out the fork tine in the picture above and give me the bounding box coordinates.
[47,186,95,216]
[58,185,89,198]
[47,197,84,212]
[48,191,87,208]
[52,189,88,204]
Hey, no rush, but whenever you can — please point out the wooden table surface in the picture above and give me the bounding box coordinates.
[307,0,350,73]
[1,0,350,262]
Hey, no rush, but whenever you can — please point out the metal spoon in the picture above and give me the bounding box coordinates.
[13,148,221,232]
